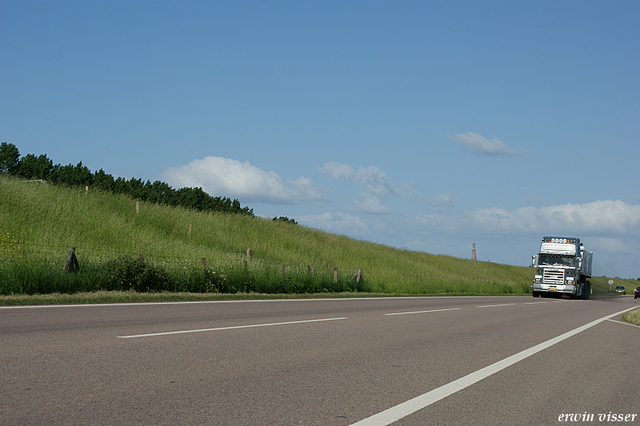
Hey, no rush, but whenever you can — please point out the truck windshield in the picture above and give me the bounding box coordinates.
[538,255,575,267]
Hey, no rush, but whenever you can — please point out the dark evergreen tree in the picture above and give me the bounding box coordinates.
[51,162,94,187]
[15,153,54,180]
[93,169,115,192]
[0,142,20,174]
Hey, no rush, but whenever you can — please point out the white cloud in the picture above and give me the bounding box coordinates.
[353,166,401,196]
[319,162,354,180]
[399,181,420,198]
[320,162,405,197]
[448,132,525,156]
[298,212,369,231]
[406,200,640,238]
[352,192,393,214]
[162,156,326,204]
[470,200,640,235]
[429,192,456,207]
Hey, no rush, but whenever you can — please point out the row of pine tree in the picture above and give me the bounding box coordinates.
[0,142,254,216]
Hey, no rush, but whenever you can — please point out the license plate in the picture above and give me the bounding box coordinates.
[549,288,557,291]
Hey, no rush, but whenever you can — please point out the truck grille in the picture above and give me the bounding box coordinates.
[543,269,564,284]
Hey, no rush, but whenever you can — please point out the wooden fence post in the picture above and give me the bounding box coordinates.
[189,224,193,236]
[136,201,140,215]
[356,268,362,283]
[334,267,338,283]
[62,247,79,273]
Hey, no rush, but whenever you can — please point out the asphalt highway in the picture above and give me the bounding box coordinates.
[1,295,639,425]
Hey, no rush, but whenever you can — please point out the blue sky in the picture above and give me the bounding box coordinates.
[2,1,639,279]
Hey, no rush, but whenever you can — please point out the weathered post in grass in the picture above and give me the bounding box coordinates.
[62,247,79,273]
[281,263,286,280]
[189,224,193,236]
[334,267,338,283]
[356,268,362,283]
[136,201,140,215]
[200,258,206,269]
[85,186,88,194]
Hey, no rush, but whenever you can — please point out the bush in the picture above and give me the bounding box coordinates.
[105,256,170,292]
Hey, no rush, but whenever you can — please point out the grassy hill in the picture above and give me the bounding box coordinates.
[1,174,635,299]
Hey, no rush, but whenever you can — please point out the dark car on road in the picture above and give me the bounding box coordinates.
[635,287,639,299]
[614,285,626,295]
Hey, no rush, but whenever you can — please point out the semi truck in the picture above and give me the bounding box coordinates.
[531,236,593,299]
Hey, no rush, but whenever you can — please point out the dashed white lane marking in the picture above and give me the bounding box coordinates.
[117,317,348,339]
[384,308,461,316]
[525,301,549,305]
[476,303,516,308]
[349,306,638,426]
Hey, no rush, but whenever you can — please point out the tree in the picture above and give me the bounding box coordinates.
[15,153,54,180]
[273,216,298,225]
[0,142,20,174]
[92,169,115,192]
[51,162,94,187]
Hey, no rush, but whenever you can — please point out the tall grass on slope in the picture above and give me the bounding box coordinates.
[622,308,640,327]
[1,174,534,295]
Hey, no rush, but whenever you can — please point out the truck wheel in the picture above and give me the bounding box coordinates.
[532,291,540,298]
[582,281,591,300]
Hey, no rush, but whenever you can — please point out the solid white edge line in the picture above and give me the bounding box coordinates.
[606,318,640,328]
[384,308,461,316]
[349,306,638,426]
[117,317,348,339]
[0,296,473,309]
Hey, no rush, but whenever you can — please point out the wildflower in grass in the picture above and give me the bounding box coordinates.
[0,232,18,258]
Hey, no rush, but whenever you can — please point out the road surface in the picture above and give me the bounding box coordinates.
[1,295,639,425]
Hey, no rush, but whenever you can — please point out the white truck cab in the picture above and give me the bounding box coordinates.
[531,237,592,299]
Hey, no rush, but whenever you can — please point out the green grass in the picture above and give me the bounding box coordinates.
[622,307,640,327]
[0,291,397,306]
[588,277,640,295]
[1,174,635,302]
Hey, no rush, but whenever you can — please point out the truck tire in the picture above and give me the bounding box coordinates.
[582,281,591,300]
[532,291,540,297]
